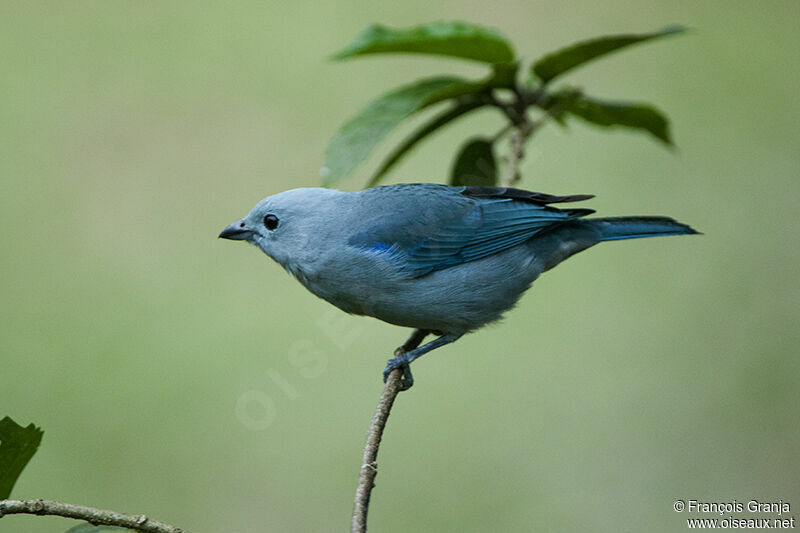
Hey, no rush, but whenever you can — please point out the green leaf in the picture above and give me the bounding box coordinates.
[449,138,497,186]
[489,61,519,90]
[365,61,518,186]
[65,524,132,532]
[531,26,686,83]
[539,88,583,120]
[333,21,515,64]
[324,76,485,185]
[368,100,485,186]
[557,93,673,145]
[0,416,44,499]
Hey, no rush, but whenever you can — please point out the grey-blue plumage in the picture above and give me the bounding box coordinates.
[220,183,698,388]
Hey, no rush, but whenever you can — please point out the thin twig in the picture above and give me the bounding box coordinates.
[483,92,524,126]
[491,122,514,144]
[351,329,428,533]
[502,125,528,187]
[501,88,581,187]
[0,499,188,532]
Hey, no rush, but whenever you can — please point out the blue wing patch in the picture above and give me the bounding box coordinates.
[367,242,396,254]
[348,185,594,278]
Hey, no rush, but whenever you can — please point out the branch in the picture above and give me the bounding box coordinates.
[0,499,188,532]
[502,124,530,187]
[351,329,428,533]
[501,88,581,187]
[499,86,534,187]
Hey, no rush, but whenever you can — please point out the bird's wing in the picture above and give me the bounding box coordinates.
[348,185,594,277]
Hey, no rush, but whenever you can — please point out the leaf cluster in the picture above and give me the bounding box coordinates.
[324,22,684,187]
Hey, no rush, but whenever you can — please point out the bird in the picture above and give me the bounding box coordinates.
[219,183,698,390]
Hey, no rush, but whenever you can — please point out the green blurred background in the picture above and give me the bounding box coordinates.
[2,1,799,532]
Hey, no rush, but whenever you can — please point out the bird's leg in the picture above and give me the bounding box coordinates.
[390,329,430,390]
[384,333,462,390]
[394,329,430,357]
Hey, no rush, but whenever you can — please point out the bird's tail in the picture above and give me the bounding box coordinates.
[586,216,700,241]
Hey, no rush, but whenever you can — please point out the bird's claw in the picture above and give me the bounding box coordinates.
[383,355,414,391]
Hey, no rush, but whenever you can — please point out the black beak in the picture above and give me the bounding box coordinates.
[219,220,252,240]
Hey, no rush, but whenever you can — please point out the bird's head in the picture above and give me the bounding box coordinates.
[219,187,344,271]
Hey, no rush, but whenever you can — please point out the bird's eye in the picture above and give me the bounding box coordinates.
[264,214,279,230]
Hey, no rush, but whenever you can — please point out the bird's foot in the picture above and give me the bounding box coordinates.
[383,355,414,391]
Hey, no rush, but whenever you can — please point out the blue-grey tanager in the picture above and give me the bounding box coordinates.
[219,184,697,389]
